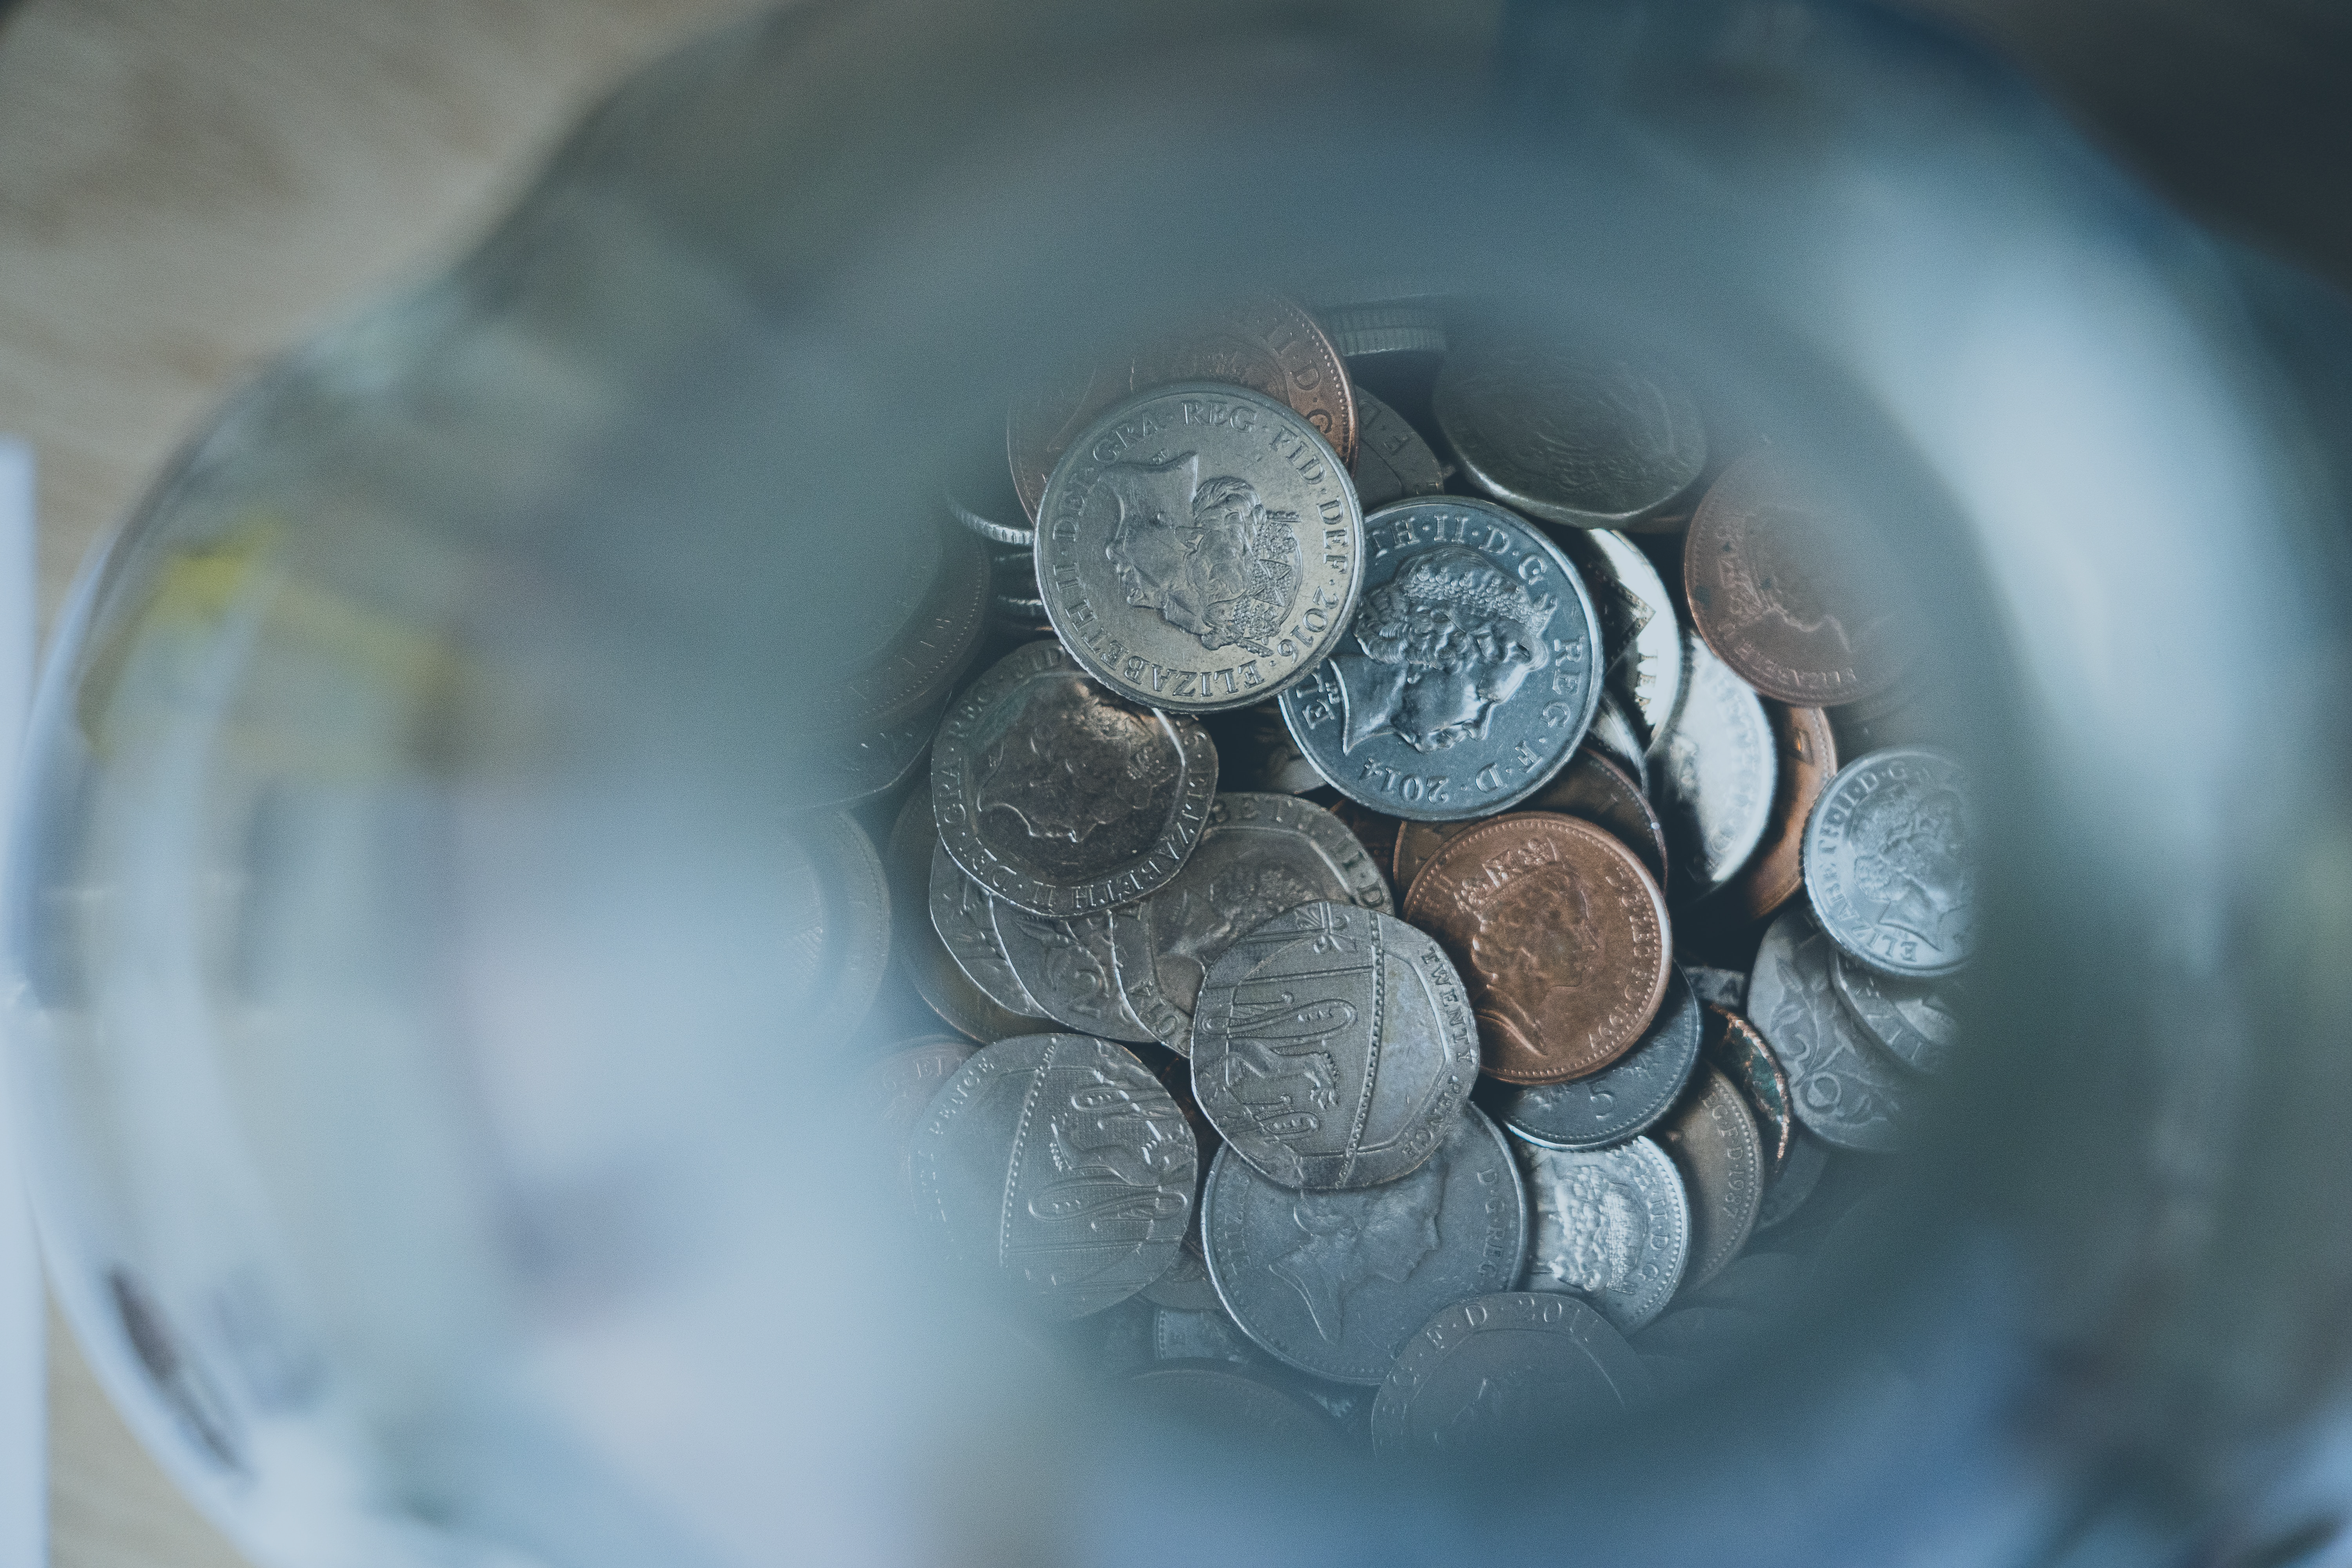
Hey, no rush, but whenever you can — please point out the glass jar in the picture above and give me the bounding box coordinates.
[10,3,2351,1564]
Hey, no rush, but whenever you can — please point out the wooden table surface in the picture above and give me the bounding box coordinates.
[0,1,2340,1564]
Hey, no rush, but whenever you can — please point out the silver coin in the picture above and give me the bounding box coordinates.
[1754,1128,1832,1232]
[1349,389,1449,512]
[1036,383,1365,713]
[1746,908,1911,1152]
[1832,953,1964,1074]
[777,812,890,1049]
[992,900,1159,1045]
[931,639,1218,916]
[1278,497,1603,822]
[928,842,1053,1020]
[1488,966,1702,1151]
[1686,965,1748,1010]
[1370,1292,1652,1454]
[910,1034,1196,1319]
[1115,793,1393,1054]
[1514,1136,1691,1334]
[1191,903,1477,1190]
[1586,692,1650,792]
[1551,529,1685,757]
[1432,331,1706,529]
[1802,747,1977,978]
[1321,303,1448,361]
[1125,1364,1336,1445]
[1652,1065,1765,1294]
[1202,1108,1528,1385]
[1653,630,1777,902]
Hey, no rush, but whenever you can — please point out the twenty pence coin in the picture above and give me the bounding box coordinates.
[1190,903,1477,1190]
[910,1034,1196,1319]
[1401,814,1672,1084]
[1552,528,1686,757]
[1114,793,1393,1054]
[1831,955,1964,1075]
[931,639,1217,916]
[896,789,1052,1039]
[1202,1109,1528,1385]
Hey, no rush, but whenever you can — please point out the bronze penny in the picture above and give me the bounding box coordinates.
[1392,750,1668,893]
[1726,702,1837,921]
[1400,814,1672,1085]
[1682,450,1913,706]
[1005,294,1356,519]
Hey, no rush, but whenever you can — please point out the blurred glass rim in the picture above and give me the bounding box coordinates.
[9,0,2352,1562]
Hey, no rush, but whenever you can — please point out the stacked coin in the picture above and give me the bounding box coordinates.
[827,295,1973,1453]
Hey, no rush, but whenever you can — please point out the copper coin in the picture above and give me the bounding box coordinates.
[1392,750,1667,893]
[1700,1004,1794,1178]
[1005,295,1356,519]
[1726,702,1837,921]
[1682,449,1913,705]
[1400,814,1672,1084]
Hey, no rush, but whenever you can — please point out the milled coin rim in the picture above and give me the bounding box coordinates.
[1035,381,1367,715]
[930,639,1218,916]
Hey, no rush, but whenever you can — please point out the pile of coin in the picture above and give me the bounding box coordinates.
[822,292,1976,1453]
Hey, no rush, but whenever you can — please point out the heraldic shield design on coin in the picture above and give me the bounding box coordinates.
[910,1034,1197,1320]
[1038,383,1365,714]
[1280,497,1602,821]
[1190,903,1478,1191]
